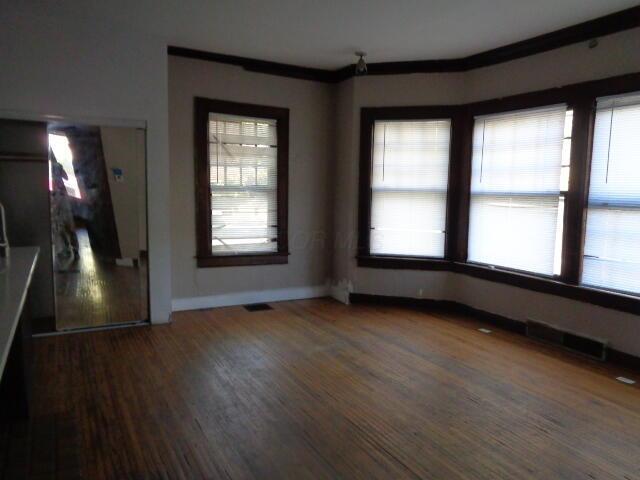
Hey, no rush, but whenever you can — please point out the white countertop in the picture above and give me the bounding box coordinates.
[0,247,39,376]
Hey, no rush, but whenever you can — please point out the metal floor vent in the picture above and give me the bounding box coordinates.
[526,320,608,361]
[244,303,273,312]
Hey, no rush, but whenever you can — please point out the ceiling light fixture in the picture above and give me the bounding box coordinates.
[355,51,368,75]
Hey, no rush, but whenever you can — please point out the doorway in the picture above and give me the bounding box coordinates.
[48,124,148,330]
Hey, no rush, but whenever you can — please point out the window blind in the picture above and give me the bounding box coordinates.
[369,119,451,257]
[467,105,567,275]
[582,92,640,295]
[208,113,278,254]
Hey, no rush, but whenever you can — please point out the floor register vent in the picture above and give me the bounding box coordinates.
[244,303,273,312]
[526,320,608,361]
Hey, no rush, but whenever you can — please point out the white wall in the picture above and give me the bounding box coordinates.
[332,28,640,356]
[169,57,334,309]
[101,127,146,260]
[464,28,640,101]
[0,3,171,323]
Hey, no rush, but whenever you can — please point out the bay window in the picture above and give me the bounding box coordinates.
[582,92,640,295]
[369,119,451,257]
[467,105,569,276]
[354,75,640,312]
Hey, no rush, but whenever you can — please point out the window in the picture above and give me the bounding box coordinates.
[194,98,289,267]
[356,75,640,314]
[48,133,82,199]
[467,105,569,276]
[582,92,640,295]
[369,119,451,257]
[554,109,573,275]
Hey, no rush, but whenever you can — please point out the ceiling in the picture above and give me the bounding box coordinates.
[45,0,640,69]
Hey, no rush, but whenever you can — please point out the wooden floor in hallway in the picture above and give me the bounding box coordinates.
[54,228,147,331]
[2,298,639,479]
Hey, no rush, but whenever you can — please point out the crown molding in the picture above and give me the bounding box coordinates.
[166,46,337,83]
[168,5,640,83]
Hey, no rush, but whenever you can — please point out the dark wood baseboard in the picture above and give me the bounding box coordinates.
[608,349,640,372]
[349,292,640,373]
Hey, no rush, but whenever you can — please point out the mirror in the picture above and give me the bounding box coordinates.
[48,124,147,330]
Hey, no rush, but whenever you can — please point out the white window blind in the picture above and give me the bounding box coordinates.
[467,105,567,275]
[582,92,640,295]
[208,113,278,255]
[369,119,451,257]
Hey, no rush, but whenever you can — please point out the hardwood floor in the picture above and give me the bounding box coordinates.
[55,228,148,331]
[2,298,640,479]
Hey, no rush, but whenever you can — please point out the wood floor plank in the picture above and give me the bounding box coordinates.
[55,228,147,331]
[2,298,639,479]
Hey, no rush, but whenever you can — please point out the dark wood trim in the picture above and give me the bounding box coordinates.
[276,110,290,257]
[349,6,640,76]
[561,98,595,284]
[444,112,460,260]
[448,110,473,262]
[194,98,212,264]
[466,72,640,116]
[350,292,527,334]
[354,255,640,316]
[357,109,374,259]
[169,6,640,82]
[609,349,640,372]
[196,252,289,268]
[462,5,640,70]
[349,292,640,372]
[194,97,289,268]
[451,262,640,314]
[358,105,463,120]
[168,46,337,83]
[358,106,460,261]
[357,255,450,271]
[0,153,48,163]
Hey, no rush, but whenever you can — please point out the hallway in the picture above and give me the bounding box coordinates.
[54,228,147,330]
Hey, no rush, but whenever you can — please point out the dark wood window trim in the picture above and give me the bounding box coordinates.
[357,255,451,271]
[451,262,640,315]
[357,105,462,265]
[561,98,595,284]
[194,97,289,268]
[357,72,640,315]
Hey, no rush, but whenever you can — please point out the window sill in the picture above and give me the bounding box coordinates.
[451,262,640,314]
[197,252,289,268]
[357,255,449,270]
[356,255,640,315]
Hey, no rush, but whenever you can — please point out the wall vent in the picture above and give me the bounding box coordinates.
[526,321,564,345]
[526,320,608,361]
